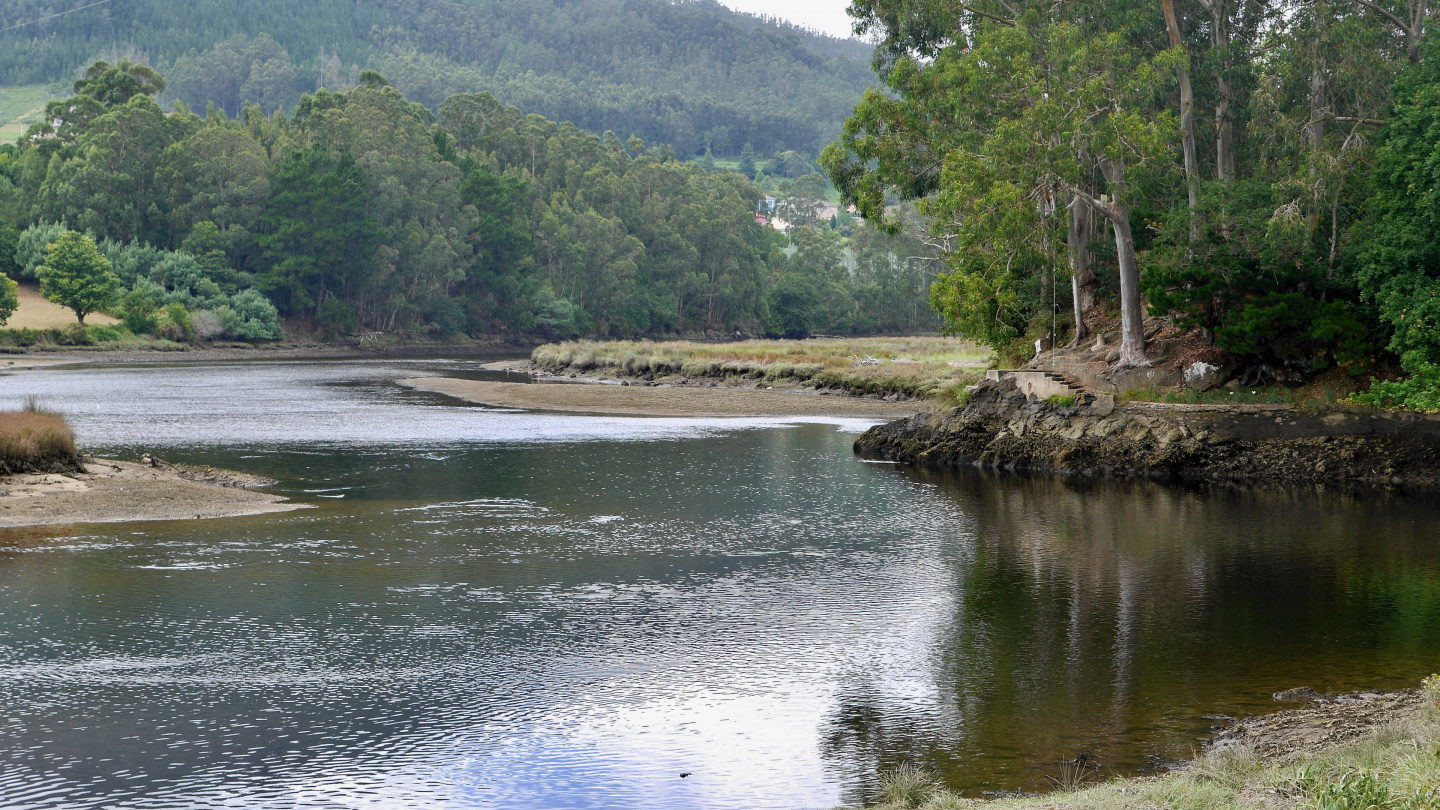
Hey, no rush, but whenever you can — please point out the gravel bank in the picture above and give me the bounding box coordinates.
[0,459,307,528]
[402,377,924,418]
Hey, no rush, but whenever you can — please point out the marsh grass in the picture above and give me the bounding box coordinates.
[532,338,991,400]
[0,399,78,471]
[843,680,1440,810]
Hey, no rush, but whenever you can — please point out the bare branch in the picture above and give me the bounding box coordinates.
[1350,0,1412,34]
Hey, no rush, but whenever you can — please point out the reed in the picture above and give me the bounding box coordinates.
[0,404,79,472]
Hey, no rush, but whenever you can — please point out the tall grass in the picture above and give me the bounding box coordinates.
[532,338,990,400]
[0,401,78,472]
[842,679,1440,810]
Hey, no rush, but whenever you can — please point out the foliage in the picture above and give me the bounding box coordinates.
[1350,363,1440,411]
[0,271,15,325]
[0,0,872,158]
[34,230,120,323]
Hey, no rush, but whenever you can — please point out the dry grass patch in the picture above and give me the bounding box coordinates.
[7,283,119,329]
[0,404,79,474]
[532,337,991,400]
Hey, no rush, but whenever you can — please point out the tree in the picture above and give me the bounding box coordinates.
[0,274,16,327]
[35,232,121,324]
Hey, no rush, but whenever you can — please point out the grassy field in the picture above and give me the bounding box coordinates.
[532,337,991,402]
[8,283,121,329]
[0,83,66,144]
[849,686,1440,810]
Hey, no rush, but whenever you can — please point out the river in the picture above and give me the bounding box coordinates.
[1,359,1437,809]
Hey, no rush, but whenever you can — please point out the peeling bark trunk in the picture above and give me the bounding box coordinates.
[1210,2,1237,183]
[1067,194,1095,346]
[1072,159,1148,369]
[1162,0,1202,241]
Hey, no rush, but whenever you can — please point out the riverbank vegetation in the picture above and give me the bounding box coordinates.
[824,0,1440,410]
[0,400,77,474]
[532,337,988,401]
[846,682,1440,810]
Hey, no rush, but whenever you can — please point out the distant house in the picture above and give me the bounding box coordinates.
[755,214,768,226]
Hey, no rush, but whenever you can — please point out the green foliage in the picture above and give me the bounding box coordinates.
[87,324,122,342]
[1350,364,1440,412]
[35,231,120,323]
[14,222,67,279]
[0,272,15,326]
[119,287,160,334]
[1354,35,1440,372]
[317,298,357,341]
[0,0,872,158]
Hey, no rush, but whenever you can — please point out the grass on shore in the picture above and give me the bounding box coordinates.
[0,399,77,471]
[1119,370,1369,412]
[847,684,1440,810]
[532,338,991,402]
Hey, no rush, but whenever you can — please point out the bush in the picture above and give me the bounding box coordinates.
[119,287,161,334]
[0,408,78,473]
[87,324,122,342]
[190,309,224,340]
[1349,363,1440,411]
[157,302,193,341]
[214,290,282,340]
[318,298,358,341]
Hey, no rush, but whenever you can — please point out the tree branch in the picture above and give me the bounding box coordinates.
[959,2,1017,26]
[1333,115,1387,125]
[1350,0,1412,33]
[1067,187,1124,227]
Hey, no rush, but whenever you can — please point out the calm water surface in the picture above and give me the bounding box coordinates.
[0,359,1438,809]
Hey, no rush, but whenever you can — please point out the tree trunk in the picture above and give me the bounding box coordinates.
[1067,193,1095,345]
[1074,159,1149,369]
[1163,0,1202,241]
[1209,1,1237,183]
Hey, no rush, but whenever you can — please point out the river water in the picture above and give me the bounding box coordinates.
[0,359,1437,809]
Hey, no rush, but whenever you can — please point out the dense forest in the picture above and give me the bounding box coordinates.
[0,60,940,343]
[0,0,873,157]
[825,0,1440,405]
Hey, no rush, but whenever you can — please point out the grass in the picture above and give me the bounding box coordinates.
[1120,370,1368,413]
[842,680,1440,810]
[0,399,78,472]
[0,83,66,143]
[532,337,991,400]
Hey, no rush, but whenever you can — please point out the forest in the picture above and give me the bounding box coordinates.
[0,0,873,158]
[0,60,940,343]
[823,0,1440,407]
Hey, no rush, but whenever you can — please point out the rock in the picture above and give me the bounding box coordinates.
[1104,350,1121,363]
[1090,394,1115,417]
[1273,687,1319,702]
[1223,379,1240,390]
[1185,361,1224,391]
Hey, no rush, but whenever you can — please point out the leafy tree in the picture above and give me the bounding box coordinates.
[0,273,16,326]
[35,231,122,324]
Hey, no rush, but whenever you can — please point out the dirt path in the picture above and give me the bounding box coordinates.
[402,377,924,418]
[0,460,307,528]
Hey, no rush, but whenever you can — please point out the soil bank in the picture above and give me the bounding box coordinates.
[402,376,923,418]
[855,377,1440,488]
[0,459,307,528]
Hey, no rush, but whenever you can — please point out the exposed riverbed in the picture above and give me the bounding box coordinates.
[0,359,1437,809]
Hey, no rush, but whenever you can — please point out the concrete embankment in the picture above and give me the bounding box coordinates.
[855,378,1440,488]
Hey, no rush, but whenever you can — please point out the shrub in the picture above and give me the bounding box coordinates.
[190,309,224,340]
[1349,363,1440,411]
[119,287,161,334]
[1047,394,1078,407]
[0,408,78,473]
[87,324,122,342]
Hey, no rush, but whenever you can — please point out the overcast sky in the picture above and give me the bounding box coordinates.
[716,0,858,39]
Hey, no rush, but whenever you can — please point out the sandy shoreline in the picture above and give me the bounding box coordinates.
[401,376,925,418]
[0,459,307,528]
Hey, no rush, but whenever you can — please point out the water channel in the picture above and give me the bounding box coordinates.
[1,359,1437,809]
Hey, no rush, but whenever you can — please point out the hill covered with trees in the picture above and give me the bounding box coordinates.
[0,61,939,345]
[0,0,873,158]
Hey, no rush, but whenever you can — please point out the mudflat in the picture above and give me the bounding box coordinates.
[0,460,307,528]
[402,376,923,418]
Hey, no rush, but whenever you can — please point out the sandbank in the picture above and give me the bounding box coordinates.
[0,459,307,528]
[401,376,923,418]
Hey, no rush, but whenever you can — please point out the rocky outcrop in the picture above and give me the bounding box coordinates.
[855,378,1440,488]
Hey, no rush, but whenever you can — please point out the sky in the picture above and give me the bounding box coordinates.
[716,0,859,40]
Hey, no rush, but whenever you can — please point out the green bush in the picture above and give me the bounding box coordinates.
[1349,363,1440,411]
[87,324,122,342]
[119,288,161,334]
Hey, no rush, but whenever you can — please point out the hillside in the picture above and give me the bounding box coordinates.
[0,0,874,157]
